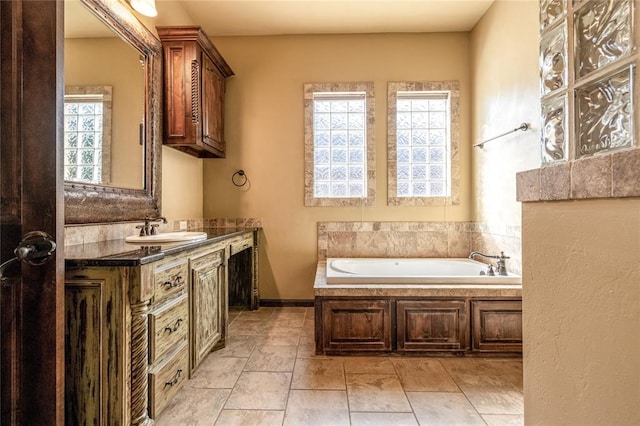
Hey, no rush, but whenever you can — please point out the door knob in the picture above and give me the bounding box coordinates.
[14,231,57,266]
[1,231,56,278]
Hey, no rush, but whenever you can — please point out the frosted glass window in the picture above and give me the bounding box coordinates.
[540,22,567,96]
[575,0,632,79]
[304,82,375,207]
[64,85,112,185]
[541,94,567,163]
[540,0,566,31]
[312,92,367,198]
[64,97,105,184]
[576,66,633,157]
[395,91,451,198]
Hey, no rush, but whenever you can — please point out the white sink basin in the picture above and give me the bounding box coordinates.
[125,231,208,244]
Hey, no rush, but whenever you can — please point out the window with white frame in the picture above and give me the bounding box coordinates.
[304,82,375,207]
[388,81,460,206]
[64,85,112,185]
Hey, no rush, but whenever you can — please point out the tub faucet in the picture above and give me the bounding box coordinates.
[468,251,510,276]
[135,216,167,236]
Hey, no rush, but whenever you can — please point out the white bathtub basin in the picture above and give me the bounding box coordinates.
[326,258,522,285]
[125,231,208,244]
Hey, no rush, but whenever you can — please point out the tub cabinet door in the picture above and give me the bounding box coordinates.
[318,299,392,353]
[471,300,522,353]
[396,299,469,352]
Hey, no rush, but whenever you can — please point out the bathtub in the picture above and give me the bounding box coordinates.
[326,258,522,285]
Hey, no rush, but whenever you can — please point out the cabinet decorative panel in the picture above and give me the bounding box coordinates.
[190,249,226,371]
[65,272,130,426]
[65,282,103,426]
[396,300,468,352]
[541,94,567,162]
[472,300,523,352]
[320,299,392,352]
[574,0,633,79]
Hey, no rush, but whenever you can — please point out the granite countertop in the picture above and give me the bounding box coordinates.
[313,260,523,297]
[65,228,258,267]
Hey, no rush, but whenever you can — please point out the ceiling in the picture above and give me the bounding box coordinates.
[172,0,496,36]
[65,0,497,38]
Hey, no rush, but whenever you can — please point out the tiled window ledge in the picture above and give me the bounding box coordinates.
[516,148,640,202]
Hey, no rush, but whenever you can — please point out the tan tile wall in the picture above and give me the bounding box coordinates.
[317,221,522,275]
[64,217,263,246]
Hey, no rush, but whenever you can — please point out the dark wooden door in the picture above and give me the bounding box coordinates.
[1,1,64,424]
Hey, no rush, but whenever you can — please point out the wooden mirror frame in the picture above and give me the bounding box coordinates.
[65,0,162,223]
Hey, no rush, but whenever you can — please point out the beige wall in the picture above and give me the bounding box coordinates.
[65,38,144,189]
[203,33,472,299]
[470,1,540,226]
[522,199,640,425]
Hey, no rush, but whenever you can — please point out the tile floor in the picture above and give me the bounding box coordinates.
[157,307,524,426]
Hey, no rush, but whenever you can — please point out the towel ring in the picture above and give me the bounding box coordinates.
[232,170,248,187]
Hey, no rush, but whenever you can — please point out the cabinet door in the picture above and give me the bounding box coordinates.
[319,299,392,353]
[396,299,469,352]
[201,53,225,155]
[471,300,522,353]
[65,270,129,425]
[190,249,227,372]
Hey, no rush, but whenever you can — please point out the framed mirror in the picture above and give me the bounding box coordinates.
[64,0,162,223]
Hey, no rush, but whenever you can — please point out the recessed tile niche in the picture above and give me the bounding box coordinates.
[539,0,636,163]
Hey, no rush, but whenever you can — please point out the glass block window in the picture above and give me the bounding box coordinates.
[539,0,636,162]
[64,86,112,185]
[304,82,375,207]
[388,82,459,206]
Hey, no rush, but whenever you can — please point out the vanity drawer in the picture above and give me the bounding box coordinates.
[154,259,188,304]
[230,233,253,256]
[149,294,188,365]
[149,341,189,419]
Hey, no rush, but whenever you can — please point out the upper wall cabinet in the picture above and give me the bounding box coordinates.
[157,26,234,158]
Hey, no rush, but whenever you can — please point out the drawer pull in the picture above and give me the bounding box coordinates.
[164,369,183,388]
[163,275,184,289]
[164,318,184,334]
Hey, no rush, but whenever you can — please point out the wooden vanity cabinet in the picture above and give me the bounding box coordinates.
[157,26,234,158]
[65,236,241,424]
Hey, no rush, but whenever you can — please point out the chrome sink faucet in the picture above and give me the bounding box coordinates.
[135,216,167,236]
[468,251,511,276]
